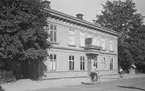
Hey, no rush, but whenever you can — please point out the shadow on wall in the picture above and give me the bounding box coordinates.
[24,59,47,80]
[117,86,145,91]
[0,58,47,80]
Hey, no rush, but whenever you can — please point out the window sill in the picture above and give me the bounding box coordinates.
[69,70,75,71]
[80,70,86,71]
[79,46,85,48]
[45,70,57,72]
[68,44,76,47]
[109,50,114,52]
[49,41,59,45]
[102,49,106,51]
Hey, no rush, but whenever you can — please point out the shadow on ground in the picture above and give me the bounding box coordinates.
[81,82,98,85]
[117,86,145,91]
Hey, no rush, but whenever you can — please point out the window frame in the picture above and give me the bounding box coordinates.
[80,32,86,47]
[109,40,114,52]
[94,56,98,68]
[69,28,75,46]
[101,38,106,51]
[80,56,85,71]
[49,24,57,42]
[110,57,113,70]
[92,36,101,47]
[69,55,75,71]
[101,56,106,70]
[49,54,57,71]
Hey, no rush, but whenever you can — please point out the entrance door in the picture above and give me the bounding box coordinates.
[87,58,92,76]
[87,55,98,76]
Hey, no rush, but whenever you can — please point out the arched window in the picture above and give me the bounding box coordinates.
[110,57,113,70]
[101,57,106,70]
[94,56,98,68]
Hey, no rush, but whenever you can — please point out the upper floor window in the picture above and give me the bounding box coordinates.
[101,38,106,50]
[49,54,57,71]
[69,55,74,71]
[92,36,100,47]
[87,34,92,38]
[50,24,57,42]
[80,56,85,70]
[109,40,114,51]
[80,32,86,47]
[69,28,75,46]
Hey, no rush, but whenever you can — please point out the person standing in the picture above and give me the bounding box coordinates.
[90,64,100,83]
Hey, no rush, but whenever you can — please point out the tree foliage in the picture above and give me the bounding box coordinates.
[0,0,50,61]
[95,0,144,70]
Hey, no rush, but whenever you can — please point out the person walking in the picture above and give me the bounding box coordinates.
[119,66,124,78]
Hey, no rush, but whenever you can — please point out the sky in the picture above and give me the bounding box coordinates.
[49,0,145,23]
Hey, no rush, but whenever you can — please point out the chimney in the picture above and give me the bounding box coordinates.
[41,0,51,9]
[76,14,83,20]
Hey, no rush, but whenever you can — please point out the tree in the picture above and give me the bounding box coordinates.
[128,25,145,72]
[95,0,144,71]
[0,0,50,78]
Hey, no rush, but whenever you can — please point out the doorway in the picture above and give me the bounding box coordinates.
[87,54,98,76]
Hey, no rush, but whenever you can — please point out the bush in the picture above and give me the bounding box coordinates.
[0,70,16,84]
[0,86,4,91]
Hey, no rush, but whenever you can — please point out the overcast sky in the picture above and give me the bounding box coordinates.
[50,0,145,23]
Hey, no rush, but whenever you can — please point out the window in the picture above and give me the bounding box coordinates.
[87,34,92,38]
[109,40,114,51]
[69,56,74,71]
[69,28,75,45]
[49,54,57,71]
[94,56,98,68]
[80,56,85,70]
[44,56,50,71]
[50,24,57,42]
[101,38,106,50]
[92,36,100,46]
[80,32,86,47]
[110,57,113,70]
[101,57,106,69]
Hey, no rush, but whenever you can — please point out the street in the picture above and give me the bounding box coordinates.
[28,77,145,91]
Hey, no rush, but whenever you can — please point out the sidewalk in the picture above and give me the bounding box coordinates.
[1,74,145,91]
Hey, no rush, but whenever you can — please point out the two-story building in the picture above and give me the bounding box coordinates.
[41,1,119,79]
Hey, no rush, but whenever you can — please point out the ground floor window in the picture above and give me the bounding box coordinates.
[49,54,57,71]
[110,57,113,70]
[94,56,98,68]
[69,55,74,71]
[101,56,106,70]
[80,56,85,70]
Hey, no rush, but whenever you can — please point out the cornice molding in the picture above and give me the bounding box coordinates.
[50,46,118,55]
[45,8,119,37]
